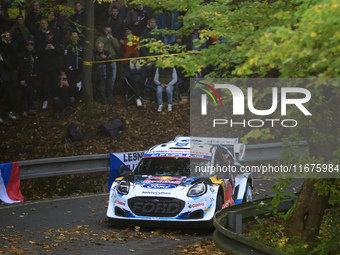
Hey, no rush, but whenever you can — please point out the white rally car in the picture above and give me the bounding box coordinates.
[107,137,253,227]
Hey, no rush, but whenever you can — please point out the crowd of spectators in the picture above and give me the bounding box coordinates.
[0,0,211,123]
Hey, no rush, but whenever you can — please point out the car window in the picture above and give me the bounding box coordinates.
[134,157,191,176]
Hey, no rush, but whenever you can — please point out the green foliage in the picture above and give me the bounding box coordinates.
[241,128,274,144]
[246,207,340,254]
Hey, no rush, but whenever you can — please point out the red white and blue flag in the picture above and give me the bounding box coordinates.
[0,162,24,204]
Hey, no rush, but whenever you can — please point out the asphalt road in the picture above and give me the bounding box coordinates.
[0,179,302,254]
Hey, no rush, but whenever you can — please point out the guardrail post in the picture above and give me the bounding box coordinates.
[236,214,242,234]
[227,211,236,231]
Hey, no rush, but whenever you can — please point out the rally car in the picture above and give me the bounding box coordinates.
[107,136,253,227]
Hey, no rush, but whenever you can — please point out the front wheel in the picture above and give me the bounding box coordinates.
[243,182,253,202]
[215,193,223,212]
[107,217,116,227]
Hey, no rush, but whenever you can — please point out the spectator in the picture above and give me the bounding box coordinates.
[2,0,25,24]
[154,66,177,112]
[24,1,42,37]
[92,42,114,106]
[10,15,32,53]
[170,36,189,95]
[34,18,48,50]
[47,11,63,44]
[156,9,182,45]
[140,18,162,57]
[140,18,162,81]
[37,29,63,110]
[124,53,147,107]
[52,71,75,118]
[64,31,83,94]
[96,25,120,88]
[69,1,85,37]
[106,6,125,42]
[0,49,16,120]
[126,4,147,37]
[122,28,140,60]
[107,1,128,22]
[17,40,39,117]
[0,3,11,35]
[0,30,19,100]
[0,31,18,59]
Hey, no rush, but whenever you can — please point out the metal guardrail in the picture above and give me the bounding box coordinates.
[213,196,295,255]
[19,154,110,180]
[18,141,308,180]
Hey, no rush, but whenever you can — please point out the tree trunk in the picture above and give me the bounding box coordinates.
[81,0,94,101]
[286,179,330,242]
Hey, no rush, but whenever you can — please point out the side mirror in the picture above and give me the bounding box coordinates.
[119,164,132,176]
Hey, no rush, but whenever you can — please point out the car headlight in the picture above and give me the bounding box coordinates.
[187,183,206,197]
[117,180,130,195]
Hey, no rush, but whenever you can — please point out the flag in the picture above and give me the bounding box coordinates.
[108,151,146,190]
[108,153,125,191]
[0,162,24,203]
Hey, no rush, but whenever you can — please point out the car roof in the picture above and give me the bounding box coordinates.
[145,137,220,159]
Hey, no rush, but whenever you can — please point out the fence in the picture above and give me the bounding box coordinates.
[18,141,308,180]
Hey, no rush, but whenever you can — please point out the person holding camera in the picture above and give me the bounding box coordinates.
[52,71,75,119]
[96,25,121,91]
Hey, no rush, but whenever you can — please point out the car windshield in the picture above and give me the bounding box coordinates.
[134,157,211,176]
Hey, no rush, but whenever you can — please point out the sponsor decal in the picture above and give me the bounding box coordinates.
[132,201,181,214]
[144,153,211,160]
[143,176,185,185]
[175,139,189,147]
[189,202,205,208]
[141,191,171,195]
[115,200,126,206]
[142,183,177,189]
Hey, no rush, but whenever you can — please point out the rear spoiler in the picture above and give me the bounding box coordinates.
[174,136,246,161]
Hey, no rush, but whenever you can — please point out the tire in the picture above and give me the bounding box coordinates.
[215,193,223,212]
[107,217,116,227]
[243,181,253,202]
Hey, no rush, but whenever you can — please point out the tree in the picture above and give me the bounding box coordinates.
[135,0,340,244]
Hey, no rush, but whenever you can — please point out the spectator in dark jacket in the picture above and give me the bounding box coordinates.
[126,4,147,37]
[37,29,63,109]
[140,18,162,57]
[64,31,83,88]
[0,31,18,65]
[0,3,11,35]
[69,1,85,36]
[92,42,113,105]
[0,30,19,98]
[47,11,63,44]
[0,49,16,120]
[17,40,39,116]
[124,53,147,107]
[24,1,42,37]
[106,6,125,42]
[10,15,32,53]
[52,71,75,118]
[34,18,48,50]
